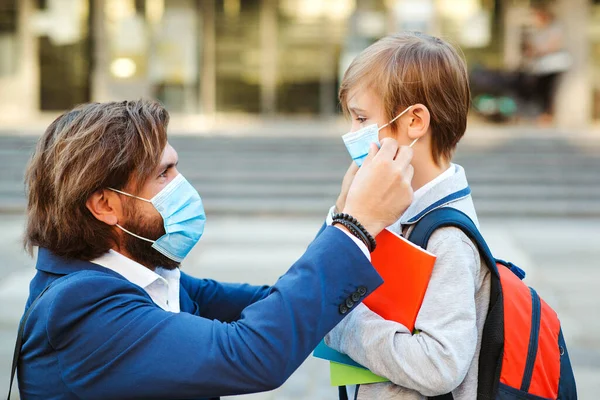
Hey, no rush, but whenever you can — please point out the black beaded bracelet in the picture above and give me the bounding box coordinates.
[332,213,377,252]
[332,219,369,250]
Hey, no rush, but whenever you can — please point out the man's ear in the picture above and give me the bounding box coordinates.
[86,189,121,226]
[406,103,431,141]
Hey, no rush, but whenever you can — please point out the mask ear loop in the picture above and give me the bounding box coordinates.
[107,188,156,243]
[108,188,152,203]
[377,105,413,132]
[114,224,156,243]
[377,105,420,148]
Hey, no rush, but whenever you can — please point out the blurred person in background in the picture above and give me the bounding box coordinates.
[525,2,571,125]
[12,99,417,399]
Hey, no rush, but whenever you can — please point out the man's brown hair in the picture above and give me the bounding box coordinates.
[339,32,471,163]
[24,99,169,260]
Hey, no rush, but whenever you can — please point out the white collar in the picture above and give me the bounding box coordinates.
[412,163,456,205]
[91,249,166,288]
[388,164,456,234]
[90,249,180,312]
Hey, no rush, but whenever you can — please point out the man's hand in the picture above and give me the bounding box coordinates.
[342,138,414,237]
[335,162,359,213]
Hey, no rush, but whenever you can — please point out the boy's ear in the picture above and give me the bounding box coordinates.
[406,103,431,140]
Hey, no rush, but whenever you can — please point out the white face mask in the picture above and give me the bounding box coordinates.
[342,105,418,166]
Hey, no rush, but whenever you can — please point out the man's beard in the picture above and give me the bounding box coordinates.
[121,201,180,270]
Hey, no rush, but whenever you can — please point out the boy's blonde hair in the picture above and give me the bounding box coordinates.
[340,32,471,163]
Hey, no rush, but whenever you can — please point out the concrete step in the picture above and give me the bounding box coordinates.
[201,197,600,217]
[1,135,599,217]
[3,193,599,217]
[1,180,598,199]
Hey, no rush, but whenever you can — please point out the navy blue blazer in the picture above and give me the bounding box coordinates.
[17,226,382,399]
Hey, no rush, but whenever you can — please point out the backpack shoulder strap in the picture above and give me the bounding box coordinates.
[408,207,500,279]
[409,208,506,400]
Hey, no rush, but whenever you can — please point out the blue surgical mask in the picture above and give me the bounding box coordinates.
[342,105,415,166]
[109,174,206,262]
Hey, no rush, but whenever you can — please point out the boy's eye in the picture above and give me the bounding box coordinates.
[356,116,367,123]
[158,170,168,178]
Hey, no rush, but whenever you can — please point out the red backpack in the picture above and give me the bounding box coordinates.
[409,208,577,400]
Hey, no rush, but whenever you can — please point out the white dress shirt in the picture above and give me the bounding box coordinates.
[91,249,181,313]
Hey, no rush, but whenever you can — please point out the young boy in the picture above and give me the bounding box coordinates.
[326,32,489,399]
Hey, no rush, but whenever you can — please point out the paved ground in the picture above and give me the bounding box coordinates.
[1,214,599,399]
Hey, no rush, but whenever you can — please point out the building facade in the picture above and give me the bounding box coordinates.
[0,0,597,127]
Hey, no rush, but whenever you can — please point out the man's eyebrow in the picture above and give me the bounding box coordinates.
[157,160,179,172]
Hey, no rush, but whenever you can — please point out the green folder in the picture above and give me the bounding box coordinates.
[329,361,389,386]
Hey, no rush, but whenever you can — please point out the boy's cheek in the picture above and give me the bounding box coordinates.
[350,121,362,133]
[378,127,397,142]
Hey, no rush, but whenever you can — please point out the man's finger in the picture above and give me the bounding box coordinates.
[404,163,415,185]
[376,138,399,160]
[361,142,379,167]
[347,160,360,175]
[393,146,414,169]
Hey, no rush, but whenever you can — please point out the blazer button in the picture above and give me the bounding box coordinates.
[357,286,367,296]
[345,298,355,309]
[339,304,349,314]
[351,292,361,302]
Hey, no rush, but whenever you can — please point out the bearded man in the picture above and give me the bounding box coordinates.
[12,99,414,400]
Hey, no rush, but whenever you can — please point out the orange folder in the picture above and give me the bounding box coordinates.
[364,228,437,332]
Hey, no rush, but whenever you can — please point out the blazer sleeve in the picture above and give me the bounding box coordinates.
[41,226,382,399]
[180,272,271,322]
[316,221,327,238]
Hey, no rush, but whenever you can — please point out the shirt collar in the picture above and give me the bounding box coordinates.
[90,249,167,289]
[398,163,472,226]
[411,163,456,205]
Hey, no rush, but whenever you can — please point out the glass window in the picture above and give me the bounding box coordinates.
[214,0,261,113]
[0,0,18,78]
[102,0,201,112]
[148,0,201,113]
[276,0,354,115]
[590,4,600,120]
[104,0,149,80]
[37,0,92,110]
